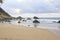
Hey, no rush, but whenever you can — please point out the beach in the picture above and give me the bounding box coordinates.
[0,0,60,40]
[0,23,60,40]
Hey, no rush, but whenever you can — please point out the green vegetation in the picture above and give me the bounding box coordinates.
[0,8,11,18]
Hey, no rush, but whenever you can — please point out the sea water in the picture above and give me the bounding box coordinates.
[11,18,60,28]
[11,18,60,37]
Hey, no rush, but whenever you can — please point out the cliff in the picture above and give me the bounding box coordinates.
[0,8,11,18]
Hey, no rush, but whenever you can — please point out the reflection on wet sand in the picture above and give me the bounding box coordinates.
[33,20,40,28]
[33,23,39,28]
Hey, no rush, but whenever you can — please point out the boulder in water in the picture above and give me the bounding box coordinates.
[33,16,39,19]
[27,18,31,20]
[57,20,60,23]
[33,20,40,23]
[23,19,26,22]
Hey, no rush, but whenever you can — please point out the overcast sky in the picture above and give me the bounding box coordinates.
[1,0,60,17]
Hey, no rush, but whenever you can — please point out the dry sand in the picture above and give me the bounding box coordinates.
[0,23,60,40]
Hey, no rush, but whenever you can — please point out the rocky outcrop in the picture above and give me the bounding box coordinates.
[33,16,39,19]
[33,20,40,23]
[57,20,60,23]
[0,8,11,18]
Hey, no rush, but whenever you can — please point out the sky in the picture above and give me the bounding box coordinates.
[1,0,60,17]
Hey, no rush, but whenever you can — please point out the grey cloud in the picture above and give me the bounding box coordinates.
[1,0,60,13]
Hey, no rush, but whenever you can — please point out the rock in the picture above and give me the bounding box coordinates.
[33,20,40,23]
[18,21,20,23]
[33,16,39,19]
[57,20,60,23]
[27,18,31,20]
[23,19,26,22]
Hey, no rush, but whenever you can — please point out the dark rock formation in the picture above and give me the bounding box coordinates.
[18,21,20,23]
[17,16,23,20]
[33,20,40,23]
[33,16,39,19]
[57,20,60,23]
[27,17,31,20]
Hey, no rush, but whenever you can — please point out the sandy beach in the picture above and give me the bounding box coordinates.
[0,23,60,40]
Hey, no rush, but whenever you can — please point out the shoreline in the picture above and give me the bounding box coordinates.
[0,23,60,40]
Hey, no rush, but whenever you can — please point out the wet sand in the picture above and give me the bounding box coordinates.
[0,23,60,40]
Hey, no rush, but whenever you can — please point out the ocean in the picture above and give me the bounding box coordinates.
[10,18,60,37]
[11,18,60,28]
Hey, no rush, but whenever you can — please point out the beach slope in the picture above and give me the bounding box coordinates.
[0,23,60,40]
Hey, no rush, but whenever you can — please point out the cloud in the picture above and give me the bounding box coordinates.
[1,0,60,17]
[11,8,21,14]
